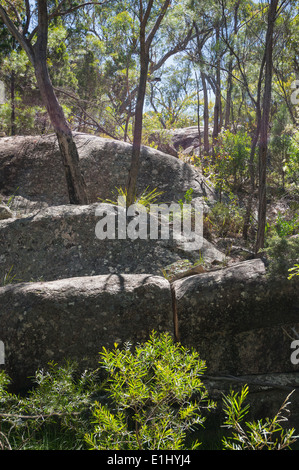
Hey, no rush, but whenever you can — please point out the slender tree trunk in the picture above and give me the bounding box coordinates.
[0,1,88,205]
[34,0,88,205]
[126,0,171,208]
[212,24,221,156]
[126,35,149,207]
[242,50,266,241]
[201,70,210,155]
[224,46,233,130]
[224,1,240,130]
[242,121,260,240]
[255,0,278,255]
[10,70,16,136]
[194,70,202,162]
[194,23,210,156]
[34,60,88,204]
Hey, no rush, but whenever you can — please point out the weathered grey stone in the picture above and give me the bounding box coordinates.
[173,259,299,375]
[0,133,215,207]
[147,130,178,157]
[203,372,299,429]
[170,126,202,151]
[0,195,49,218]
[152,126,214,156]
[0,204,13,220]
[0,274,173,390]
[0,203,226,284]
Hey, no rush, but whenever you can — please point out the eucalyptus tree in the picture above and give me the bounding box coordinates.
[77,0,195,143]
[221,0,241,130]
[255,0,284,254]
[121,0,197,207]
[126,0,173,207]
[189,0,226,155]
[272,1,299,125]
[0,17,22,135]
[0,1,98,204]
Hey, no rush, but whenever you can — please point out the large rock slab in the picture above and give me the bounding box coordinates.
[149,126,214,157]
[173,259,299,375]
[0,203,226,284]
[0,133,215,207]
[0,274,173,390]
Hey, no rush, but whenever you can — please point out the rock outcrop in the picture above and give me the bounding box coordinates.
[0,203,226,284]
[0,259,298,393]
[0,274,173,389]
[149,126,213,157]
[172,259,299,375]
[0,132,298,426]
[0,133,214,208]
[0,204,13,220]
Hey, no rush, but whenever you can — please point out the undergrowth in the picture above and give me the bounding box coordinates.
[0,332,297,451]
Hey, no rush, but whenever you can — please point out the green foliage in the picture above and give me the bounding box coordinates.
[273,211,299,238]
[218,129,251,182]
[148,59,198,128]
[99,186,164,209]
[178,188,194,209]
[222,385,298,450]
[263,235,299,277]
[1,265,21,286]
[269,108,299,189]
[288,264,299,280]
[264,207,299,276]
[0,362,100,450]
[142,113,173,148]
[203,130,252,197]
[85,331,215,450]
[0,334,298,450]
[204,197,244,239]
[0,99,45,135]
[284,132,299,189]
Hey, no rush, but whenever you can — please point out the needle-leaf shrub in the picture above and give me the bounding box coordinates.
[85,331,215,450]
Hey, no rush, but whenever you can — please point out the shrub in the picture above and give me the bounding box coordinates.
[0,363,100,450]
[204,198,244,239]
[203,130,252,197]
[273,211,299,238]
[222,385,298,450]
[0,334,298,450]
[263,235,299,277]
[85,331,215,450]
[98,186,164,210]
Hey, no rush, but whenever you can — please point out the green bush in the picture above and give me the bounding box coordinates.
[203,130,252,197]
[0,362,100,450]
[99,186,164,210]
[222,385,298,450]
[264,235,299,277]
[85,331,215,450]
[0,333,298,450]
[273,211,299,238]
[204,198,244,239]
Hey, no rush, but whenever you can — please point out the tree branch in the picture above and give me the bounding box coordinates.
[23,0,31,36]
[146,0,171,51]
[28,1,109,41]
[149,26,197,75]
[53,86,120,140]
[141,0,154,29]
[0,5,35,63]
[3,0,22,25]
[49,0,109,20]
